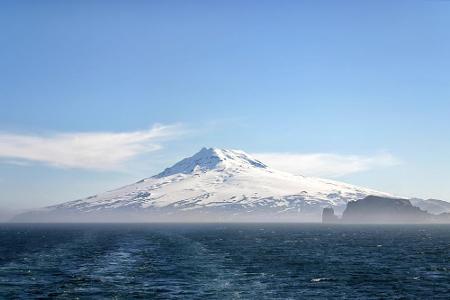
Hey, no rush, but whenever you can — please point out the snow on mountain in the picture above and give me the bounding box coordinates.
[14,147,395,222]
[409,198,450,215]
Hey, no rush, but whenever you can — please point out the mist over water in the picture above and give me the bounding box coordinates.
[1,224,449,299]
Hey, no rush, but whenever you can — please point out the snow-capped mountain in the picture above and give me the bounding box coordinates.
[15,147,398,222]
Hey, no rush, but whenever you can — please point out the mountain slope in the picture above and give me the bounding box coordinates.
[409,198,450,215]
[15,148,395,222]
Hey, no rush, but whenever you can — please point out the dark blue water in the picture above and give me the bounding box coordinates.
[0,224,449,299]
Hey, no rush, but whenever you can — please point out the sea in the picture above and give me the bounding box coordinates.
[0,223,449,299]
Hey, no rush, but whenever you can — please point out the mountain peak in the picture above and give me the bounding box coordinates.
[154,147,267,178]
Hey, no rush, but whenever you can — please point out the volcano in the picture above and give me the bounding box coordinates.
[14,147,396,222]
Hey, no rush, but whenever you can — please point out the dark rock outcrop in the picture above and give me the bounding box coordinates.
[321,195,450,224]
[342,196,430,224]
[322,207,339,223]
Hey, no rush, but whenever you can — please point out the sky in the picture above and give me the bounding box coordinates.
[0,0,449,213]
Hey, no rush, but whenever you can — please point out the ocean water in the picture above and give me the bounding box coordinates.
[0,224,449,299]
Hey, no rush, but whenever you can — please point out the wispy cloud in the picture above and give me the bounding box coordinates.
[252,152,401,178]
[0,124,184,170]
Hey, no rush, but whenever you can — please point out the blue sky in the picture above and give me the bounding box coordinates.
[0,0,449,211]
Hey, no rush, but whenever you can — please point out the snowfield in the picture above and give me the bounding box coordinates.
[15,147,426,222]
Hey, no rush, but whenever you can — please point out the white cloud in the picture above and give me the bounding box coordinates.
[252,152,401,178]
[0,124,184,170]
